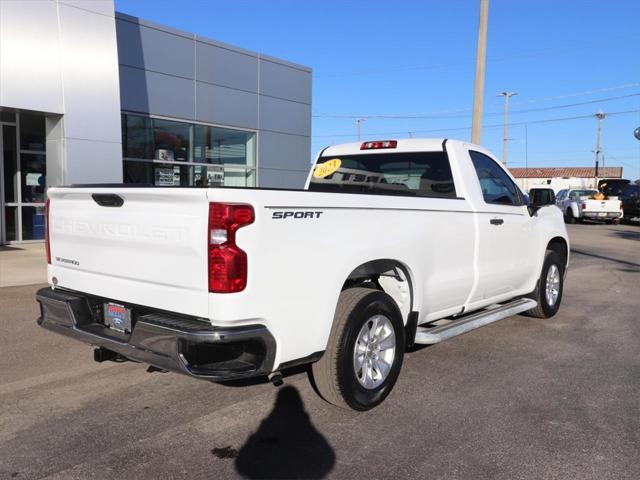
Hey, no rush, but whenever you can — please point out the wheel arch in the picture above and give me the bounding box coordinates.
[341,259,416,326]
[547,236,569,270]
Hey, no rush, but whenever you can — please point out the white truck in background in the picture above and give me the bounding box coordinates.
[37,139,569,410]
[556,187,623,224]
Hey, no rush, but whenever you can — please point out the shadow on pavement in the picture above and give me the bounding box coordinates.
[219,365,309,388]
[234,385,335,479]
[608,229,640,241]
[571,249,640,268]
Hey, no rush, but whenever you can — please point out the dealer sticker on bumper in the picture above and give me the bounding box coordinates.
[104,303,132,333]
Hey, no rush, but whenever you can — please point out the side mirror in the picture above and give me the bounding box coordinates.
[530,188,556,206]
[528,188,556,215]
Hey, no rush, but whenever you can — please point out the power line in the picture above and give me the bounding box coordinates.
[313,91,640,120]
[312,108,640,138]
[510,82,640,106]
[313,34,640,78]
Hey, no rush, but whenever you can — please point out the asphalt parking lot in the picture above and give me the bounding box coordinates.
[1,223,639,480]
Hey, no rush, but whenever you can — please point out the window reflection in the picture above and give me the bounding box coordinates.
[153,119,190,162]
[124,115,153,159]
[122,114,256,187]
[21,153,46,203]
[22,206,46,240]
[123,161,254,187]
[193,125,255,166]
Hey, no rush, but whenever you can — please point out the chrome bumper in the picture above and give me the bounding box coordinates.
[36,287,276,381]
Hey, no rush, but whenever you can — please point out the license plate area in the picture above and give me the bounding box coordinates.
[103,302,132,333]
[598,212,607,217]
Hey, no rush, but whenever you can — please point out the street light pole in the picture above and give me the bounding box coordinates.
[594,110,606,186]
[595,111,606,165]
[471,0,490,144]
[355,118,366,141]
[497,91,517,165]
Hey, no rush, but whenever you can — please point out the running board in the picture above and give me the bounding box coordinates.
[413,298,537,345]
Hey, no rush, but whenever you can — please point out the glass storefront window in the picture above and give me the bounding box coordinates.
[3,125,18,203]
[124,115,153,159]
[20,153,46,203]
[123,161,255,188]
[153,119,190,162]
[19,113,45,151]
[1,112,47,244]
[122,114,256,188]
[21,205,46,241]
[193,125,255,166]
[194,164,226,186]
[123,159,153,184]
[123,161,190,187]
[4,206,18,242]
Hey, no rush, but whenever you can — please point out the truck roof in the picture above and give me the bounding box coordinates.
[321,138,449,156]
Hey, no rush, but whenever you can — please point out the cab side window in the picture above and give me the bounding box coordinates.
[469,151,523,206]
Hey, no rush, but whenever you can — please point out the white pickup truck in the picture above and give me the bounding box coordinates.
[37,139,569,410]
[555,187,623,224]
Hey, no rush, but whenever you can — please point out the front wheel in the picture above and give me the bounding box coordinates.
[524,250,565,318]
[565,209,576,224]
[310,288,405,411]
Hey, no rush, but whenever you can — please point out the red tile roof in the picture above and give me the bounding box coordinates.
[508,166,623,179]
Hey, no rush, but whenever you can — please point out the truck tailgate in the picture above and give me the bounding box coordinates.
[47,188,210,317]
[583,199,620,213]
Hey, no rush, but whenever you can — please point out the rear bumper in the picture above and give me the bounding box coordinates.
[36,287,276,381]
[582,211,622,219]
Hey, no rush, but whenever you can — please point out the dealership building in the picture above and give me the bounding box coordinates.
[0,0,312,244]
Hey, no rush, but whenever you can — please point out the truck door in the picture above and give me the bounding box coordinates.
[467,150,537,300]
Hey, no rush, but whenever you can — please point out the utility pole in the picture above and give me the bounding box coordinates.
[594,110,606,186]
[471,0,490,144]
[497,91,517,165]
[355,118,366,141]
[524,124,529,191]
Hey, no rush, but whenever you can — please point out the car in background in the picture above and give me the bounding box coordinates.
[556,187,623,224]
[598,179,631,199]
[620,184,640,223]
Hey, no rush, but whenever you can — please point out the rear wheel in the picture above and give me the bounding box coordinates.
[310,288,405,410]
[525,250,565,318]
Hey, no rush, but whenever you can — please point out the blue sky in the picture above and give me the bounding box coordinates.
[115,0,640,179]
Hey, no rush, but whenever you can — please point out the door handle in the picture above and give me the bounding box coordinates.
[490,218,504,225]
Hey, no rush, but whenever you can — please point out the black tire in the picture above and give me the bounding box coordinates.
[611,218,620,225]
[310,288,405,411]
[525,250,565,318]
[565,209,576,224]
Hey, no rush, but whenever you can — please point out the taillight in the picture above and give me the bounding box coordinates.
[360,140,397,150]
[45,198,51,264]
[208,203,254,293]
[581,202,587,210]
